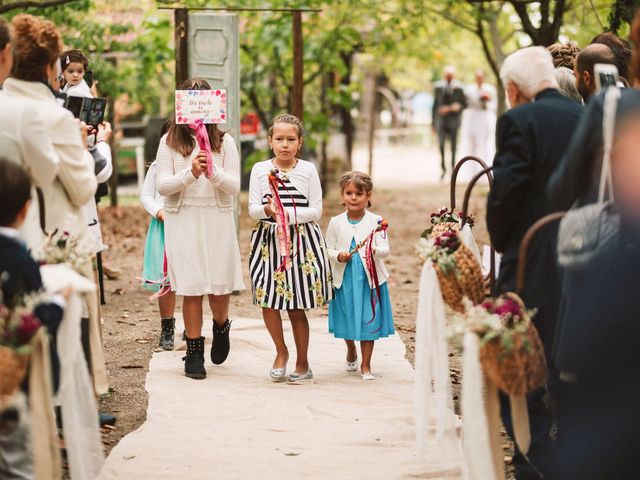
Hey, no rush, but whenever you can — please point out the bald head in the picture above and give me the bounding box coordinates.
[575,44,616,101]
[576,44,616,75]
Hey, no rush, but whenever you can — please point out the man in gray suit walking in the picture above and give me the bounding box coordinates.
[432,65,467,178]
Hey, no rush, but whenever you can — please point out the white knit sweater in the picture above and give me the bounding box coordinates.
[155,133,240,212]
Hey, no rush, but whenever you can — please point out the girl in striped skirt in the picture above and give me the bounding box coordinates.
[248,114,333,382]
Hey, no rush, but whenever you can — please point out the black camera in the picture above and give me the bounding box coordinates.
[64,96,107,127]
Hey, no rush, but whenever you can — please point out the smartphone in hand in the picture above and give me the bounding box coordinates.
[594,63,619,92]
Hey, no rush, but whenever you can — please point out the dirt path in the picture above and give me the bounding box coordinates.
[97,183,491,455]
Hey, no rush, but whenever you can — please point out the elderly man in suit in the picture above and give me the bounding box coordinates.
[487,46,583,479]
[432,65,467,178]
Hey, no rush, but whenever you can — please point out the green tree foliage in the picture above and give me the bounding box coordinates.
[3,0,174,116]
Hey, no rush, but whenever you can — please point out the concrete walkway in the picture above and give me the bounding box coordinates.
[99,315,452,479]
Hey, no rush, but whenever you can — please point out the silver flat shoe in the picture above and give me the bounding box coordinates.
[346,357,358,372]
[269,366,287,382]
[288,369,313,382]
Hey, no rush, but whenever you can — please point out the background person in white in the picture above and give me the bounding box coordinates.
[459,69,496,182]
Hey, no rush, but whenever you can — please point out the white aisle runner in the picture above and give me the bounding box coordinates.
[99,316,455,479]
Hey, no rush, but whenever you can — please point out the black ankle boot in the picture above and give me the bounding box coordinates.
[183,336,206,379]
[211,319,231,365]
[159,318,175,351]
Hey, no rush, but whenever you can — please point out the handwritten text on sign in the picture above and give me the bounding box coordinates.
[175,89,227,124]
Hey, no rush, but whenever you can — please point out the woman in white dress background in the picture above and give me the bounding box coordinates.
[155,77,244,379]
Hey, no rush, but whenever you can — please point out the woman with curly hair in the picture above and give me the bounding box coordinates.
[547,41,580,70]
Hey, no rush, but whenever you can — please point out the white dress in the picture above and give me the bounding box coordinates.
[155,133,245,296]
[460,82,497,182]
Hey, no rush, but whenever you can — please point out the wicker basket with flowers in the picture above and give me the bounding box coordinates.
[452,293,546,395]
[422,207,475,239]
[416,229,484,312]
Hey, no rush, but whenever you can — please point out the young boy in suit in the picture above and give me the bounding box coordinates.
[0,158,66,478]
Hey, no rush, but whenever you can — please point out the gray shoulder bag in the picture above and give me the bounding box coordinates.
[557,87,621,270]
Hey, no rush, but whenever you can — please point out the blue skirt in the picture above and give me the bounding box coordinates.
[141,217,167,292]
[328,248,394,341]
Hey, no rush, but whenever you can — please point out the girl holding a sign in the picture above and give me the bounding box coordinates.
[248,114,333,382]
[156,77,244,379]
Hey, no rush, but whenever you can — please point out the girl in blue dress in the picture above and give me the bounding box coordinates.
[325,171,394,380]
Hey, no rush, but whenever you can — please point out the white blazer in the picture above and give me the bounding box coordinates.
[3,78,97,251]
[0,90,60,251]
[325,210,390,289]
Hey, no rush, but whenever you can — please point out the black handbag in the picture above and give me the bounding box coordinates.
[557,87,621,269]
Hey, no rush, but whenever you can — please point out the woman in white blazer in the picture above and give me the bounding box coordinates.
[325,171,394,380]
[0,17,60,252]
[4,14,97,251]
[4,15,108,398]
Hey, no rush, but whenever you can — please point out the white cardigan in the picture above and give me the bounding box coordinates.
[155,133,240,212]
[0,90,60,251]
[325,211,390,289]
[248,159,322,223]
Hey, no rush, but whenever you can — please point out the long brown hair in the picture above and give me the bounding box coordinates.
[166,77,225,157]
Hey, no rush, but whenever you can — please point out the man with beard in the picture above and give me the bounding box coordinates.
[574,43,617,102]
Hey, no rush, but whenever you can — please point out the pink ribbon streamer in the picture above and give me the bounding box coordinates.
[350,218,389,332]
[139,250,172,301]
[267,168,302,272]
[189,118,214,177]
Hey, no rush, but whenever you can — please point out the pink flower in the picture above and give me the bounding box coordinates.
[494,298,521,317]
[16,313,41,345]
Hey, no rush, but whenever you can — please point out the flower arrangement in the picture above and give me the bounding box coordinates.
[416,229,484,312]
[452,293,546,395]
[0,286,44,403]
[451,294,535,348]
[39,230,92,273]
[0,286,44,354]
[422,207,475,238]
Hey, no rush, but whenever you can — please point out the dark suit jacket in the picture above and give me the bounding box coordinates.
[0,234,43,304]
[487,89,583,351]
[0,233,63,392]
[554,223,640,480]
[432,81,467,131]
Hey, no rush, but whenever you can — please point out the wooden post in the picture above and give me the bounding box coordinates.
[292,11,303,120]
[107,95,118,207]
[175,8,189,87]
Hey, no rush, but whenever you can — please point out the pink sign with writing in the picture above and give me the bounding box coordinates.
[175,89,227,124]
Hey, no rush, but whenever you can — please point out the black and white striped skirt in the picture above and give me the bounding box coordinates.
[249,221,333,310]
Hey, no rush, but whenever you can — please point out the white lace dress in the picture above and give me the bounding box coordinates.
[155,133,245,296]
